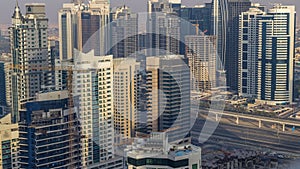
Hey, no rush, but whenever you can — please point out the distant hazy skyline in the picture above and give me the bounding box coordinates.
[0,0,299,24]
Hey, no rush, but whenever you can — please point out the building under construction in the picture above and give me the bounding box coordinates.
[17,91,82,169]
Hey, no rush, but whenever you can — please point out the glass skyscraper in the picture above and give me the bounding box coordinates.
[181,3,212,35]
[146,55,191,142]
[211,0,228,71]
[59,0,110,60]
[147,0,181,56]
[111,6,138,58]
[226,0,251,92]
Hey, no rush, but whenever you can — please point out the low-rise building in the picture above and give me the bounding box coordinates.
[126,132,201,169]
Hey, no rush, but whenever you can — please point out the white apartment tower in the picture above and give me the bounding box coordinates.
[10,3,50,123]
[73,51,123,168]
[73,52,113,166]
[238,8,265,98]
[258,5,295,104]
[239,5,296,104]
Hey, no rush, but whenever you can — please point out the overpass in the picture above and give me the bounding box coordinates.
[199,109,300,132]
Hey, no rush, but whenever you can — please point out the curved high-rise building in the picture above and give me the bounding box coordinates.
[211,0,228,71]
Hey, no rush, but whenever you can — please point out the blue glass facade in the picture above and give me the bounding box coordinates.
[211,0,228,71]
[2,140,12,169]
[226,0,251,91]
[0,62,6,107]
[181,4,211,34]
[18,96,82,168]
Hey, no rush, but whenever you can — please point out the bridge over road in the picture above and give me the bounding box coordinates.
[198,109,300,132]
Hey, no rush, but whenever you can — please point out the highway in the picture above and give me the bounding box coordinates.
[192,112,300,156]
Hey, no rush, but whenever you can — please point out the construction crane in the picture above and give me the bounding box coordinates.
[191,20,208,36]
[9,59,83,167]
[192,21,200,35]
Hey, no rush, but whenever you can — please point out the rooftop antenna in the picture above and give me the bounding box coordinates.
[12,0,23,21]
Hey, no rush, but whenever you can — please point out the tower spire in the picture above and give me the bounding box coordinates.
[12,0,22,19]
[11,0,24,25]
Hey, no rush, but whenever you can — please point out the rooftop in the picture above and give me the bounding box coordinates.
[36,90,69,101]
[126,132,201,160]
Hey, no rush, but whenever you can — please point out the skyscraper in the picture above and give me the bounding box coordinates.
[58,2,78,60]
[257,4,296,105]
[59,0,110,60]
[147,0,181,56]
[0,54,12,107]
[185,35,217,91]
[211,0,228,71]
[226,0,251,92]
[113,58,140,142]
[10,3,50,123]
[45,40,61,91]
[59,1,124,168]
[148,0,181,16]
[81,0,110,55]
[146,55,190,142]
[0,60,7,107]
[73,51,123,168]
[111,6,138,58]
[180,3,212,35]
[238,8,265,98]
[18,91,82,168]
[239,4,296,104]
